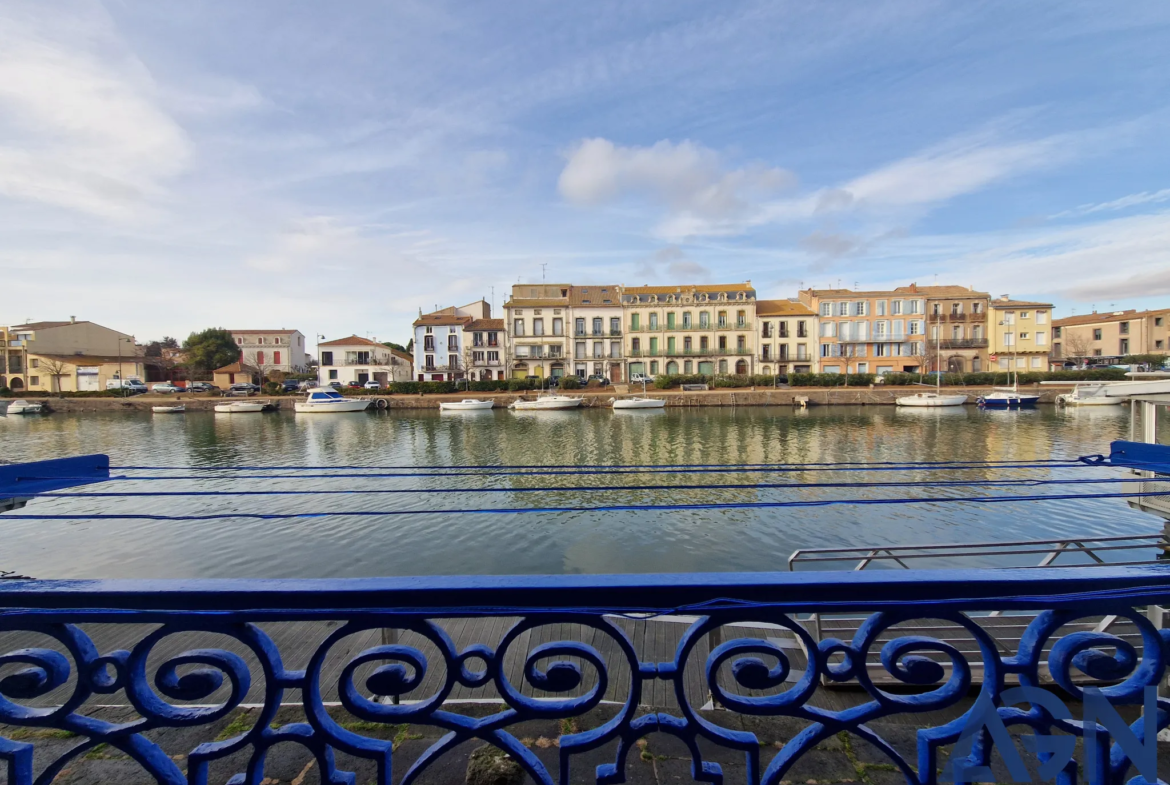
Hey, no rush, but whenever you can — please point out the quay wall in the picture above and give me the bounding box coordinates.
[4,385,1076,412]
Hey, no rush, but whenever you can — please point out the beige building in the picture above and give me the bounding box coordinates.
[464,319,505,381]
[229,329,310,375]
[621,283,758,378]
[1052,308,1170,362]
[569,285,624,381]
[798,287,928,375]
[988,296,1053,372]
[503,284,571,379]
[1,319,140,391]
[755,300,816,374]
[919,286,990,373]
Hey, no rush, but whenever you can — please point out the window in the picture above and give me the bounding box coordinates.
[29,376,39,385]
[876,300,887,316]
[575,341,586,359]
[718,310,728,327]
[649,337,659,355]
[719,359,728,373]
[448,353,458,368]
[909,320,923,335]
[699,312,710,328]
[718,336,727,350]
[1119,321,1130,335]
[631,313,640,330]
[274,350,281,365]
[932,303,942,316]
[972,302,983,314]
[424,336,435,352]
[575,318,585,336]
[553,318,563,336]
[797,321,807,338]
[30,358,39,368]
[1003,332,1015,346]
[1036,311,1047,324]
[425,354,435,368]
[820,302,832,317]
[684,337,692,350]
[631,337,640,351]
[682,312,692,328]
[425,326,433,334]
[736,335,745,350]
[736,309,747,327]
[650,361,659,374]
[1053,326,1061,338]
[951,302,962,315]
[1020,311,1030,319]
[321,351,333,365]
[533,319,544,336]
[610,317,620,334]
[593,341,603,358]
[684,361,692,373]
[856,362,869,373]
[488,351,499,362]
[328,369,338,380]
[1003,312,1015,325]
[1031,357,1043,368]
[856,301,867,316]
[448,335,459,350]
[1094,349,1102,357]
[1120,338,1130,354]
[256,350,265,365]
[820,321,836,338]
[1035,331,1046,346]
[1016,357,1026,369]
[1019,332,1030,340]
[1093,328,1102,340]
[700,336,709,350]
[649,313,659,329]
[892,300,903,315]
[610,341,620,357]
[1156,317,1163,327]
[779,321,789,338]
[1156,340,1164,349]
[666,312,676,329]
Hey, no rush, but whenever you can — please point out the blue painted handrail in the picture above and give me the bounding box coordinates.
[0,454,109,510]
[0,568,1167,785]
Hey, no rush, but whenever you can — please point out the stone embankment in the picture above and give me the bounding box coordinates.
[4,385,1074,412]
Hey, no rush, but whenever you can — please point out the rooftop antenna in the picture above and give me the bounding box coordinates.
[491,285,495,316]
[854,281,859,289]
[836,278,841,288]
[540,263,548,282]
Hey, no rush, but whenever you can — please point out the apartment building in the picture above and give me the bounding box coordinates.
[317,336,412,387]
[569,285,624,381]
[228,329,310,374]
[503,284,571,379]
[916,285,990,373]
[1,319,141,391]
[464,319,505,381]
[988,296,1053,372]
[798,288,928,375]
[413,300,491,381]
[1051,308,1170,362]
[756,300,816,374]
[622,283,758,378]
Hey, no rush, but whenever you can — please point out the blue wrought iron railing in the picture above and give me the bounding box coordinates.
[0,447,1168,784]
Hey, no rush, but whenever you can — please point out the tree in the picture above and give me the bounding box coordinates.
[1063,332,1091,360]
[144,341,163,358]
[38,357,70,395]
[382,341,410,353]
[1122,353,1168,368]
[183,329,239,374]
[160,336,179,349]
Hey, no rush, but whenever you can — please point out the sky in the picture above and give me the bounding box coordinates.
[1,1,1169,349]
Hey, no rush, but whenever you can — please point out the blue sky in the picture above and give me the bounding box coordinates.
[2,1,1169,347]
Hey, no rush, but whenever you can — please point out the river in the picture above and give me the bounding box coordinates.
[1,405,1165,579]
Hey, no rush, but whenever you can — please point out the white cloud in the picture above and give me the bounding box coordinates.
[0,5,191,219]
[558,138,795,240]
[1051,188,1170,219]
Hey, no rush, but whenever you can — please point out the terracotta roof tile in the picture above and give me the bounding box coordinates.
[989,299,1052,308]
[568,285,622,306]
[620,283,754,295]
[317,335,384,347]
[503,299,569,308]
[228,329,301,334]
[465,319,504,330]
[412,314,474,326]
[755,299,815,316]
[1053,308,1170,327]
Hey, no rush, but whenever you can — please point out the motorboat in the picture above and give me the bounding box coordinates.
[214,400,272,413]
[509,394,583,411]
[1055,384,1123,407]
[294,387,371,413]
[152,405,186,414]
[5,400,44,415]
[439,399,495,411]
[977,390,1040,409]
[896,313,966,408]
[895,392,967,407]
[613,397,666,410]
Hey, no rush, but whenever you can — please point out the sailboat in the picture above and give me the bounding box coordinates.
[896,312,967,407]
[613,378,666,410]
[977,352,1040,409]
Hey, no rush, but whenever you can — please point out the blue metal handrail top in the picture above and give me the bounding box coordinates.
[1,566,1167,617]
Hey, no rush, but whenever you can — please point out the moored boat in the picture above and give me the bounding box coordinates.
[509,394,582,411]
[613,397,666,410]
[895,392,967,407]
[439,399,495,411]
[294,387,371,413]
[1055,384,1123,406]
[214,400,272,413]
[977,390,1040,409]
[152,405,186,414]
[4,400,44,415]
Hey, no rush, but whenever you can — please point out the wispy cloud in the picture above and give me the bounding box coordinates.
[1051,188,1170,219]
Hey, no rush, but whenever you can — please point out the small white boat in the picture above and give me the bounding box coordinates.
[509,394,583,411]
[439,399,495,411]
[152,405,186,414]
[214,400,271,413]
[1056,384,1123,407]
[294,387,371,413]
[613,397,666,410]
[5,400,44,415]
[895,392,967,407]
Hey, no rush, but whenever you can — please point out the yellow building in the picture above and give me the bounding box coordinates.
[504,284,572,379]
[755,300,816,374]
[2,319,141,392]
[988,296,1053,372]
[21,354,148,393]
[1,326,27,391]
[621,283,757,378]
[1052,308,1170,363]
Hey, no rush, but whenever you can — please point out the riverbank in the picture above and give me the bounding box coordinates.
[2,383,1080,412]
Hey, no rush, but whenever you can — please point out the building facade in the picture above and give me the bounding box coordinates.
[1051,308,1170,363]
[988,297,1053,372]
[464,319,505,381]
[621,283,758,378]
[917,286,990,373]
[317,336,413,387]
[503,285,571,379]
[228,330,310,375]
[1,319,140,391]
[798,288,928,375]
[755,300,816,375]
[413,300,491,381]
[569,285,624,381]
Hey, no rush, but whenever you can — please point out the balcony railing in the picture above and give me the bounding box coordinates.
[939,338,989,349]
[0,565,1164,785]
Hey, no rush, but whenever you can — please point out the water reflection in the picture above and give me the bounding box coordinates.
[0,406,1165,580]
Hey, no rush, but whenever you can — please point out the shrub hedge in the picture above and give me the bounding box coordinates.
[877,369,1129,386]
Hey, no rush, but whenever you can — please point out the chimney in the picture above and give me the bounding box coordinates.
[70,315,76,323]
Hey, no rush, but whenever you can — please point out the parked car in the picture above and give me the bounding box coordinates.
[151,382,182,394]
[586,375,611,386]
[546,376,561,388]
[281,379,301,393]
[106,379,148,394]
[328,381,343,390]
[363,380,382,389]
[228,382,259,395]
[346,380,364,388]
[629,373,652,384]
[187,381,219,393]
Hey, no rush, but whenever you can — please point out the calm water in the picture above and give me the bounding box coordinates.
[1,406,1165,579]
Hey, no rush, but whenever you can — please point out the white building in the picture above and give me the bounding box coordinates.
[464,319,505,381]
[412,300,491,381]
[568,285,624,381]
[317,336,413,387]
[228,329,310,374]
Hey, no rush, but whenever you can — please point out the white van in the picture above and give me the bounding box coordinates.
[106,378,148,394]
